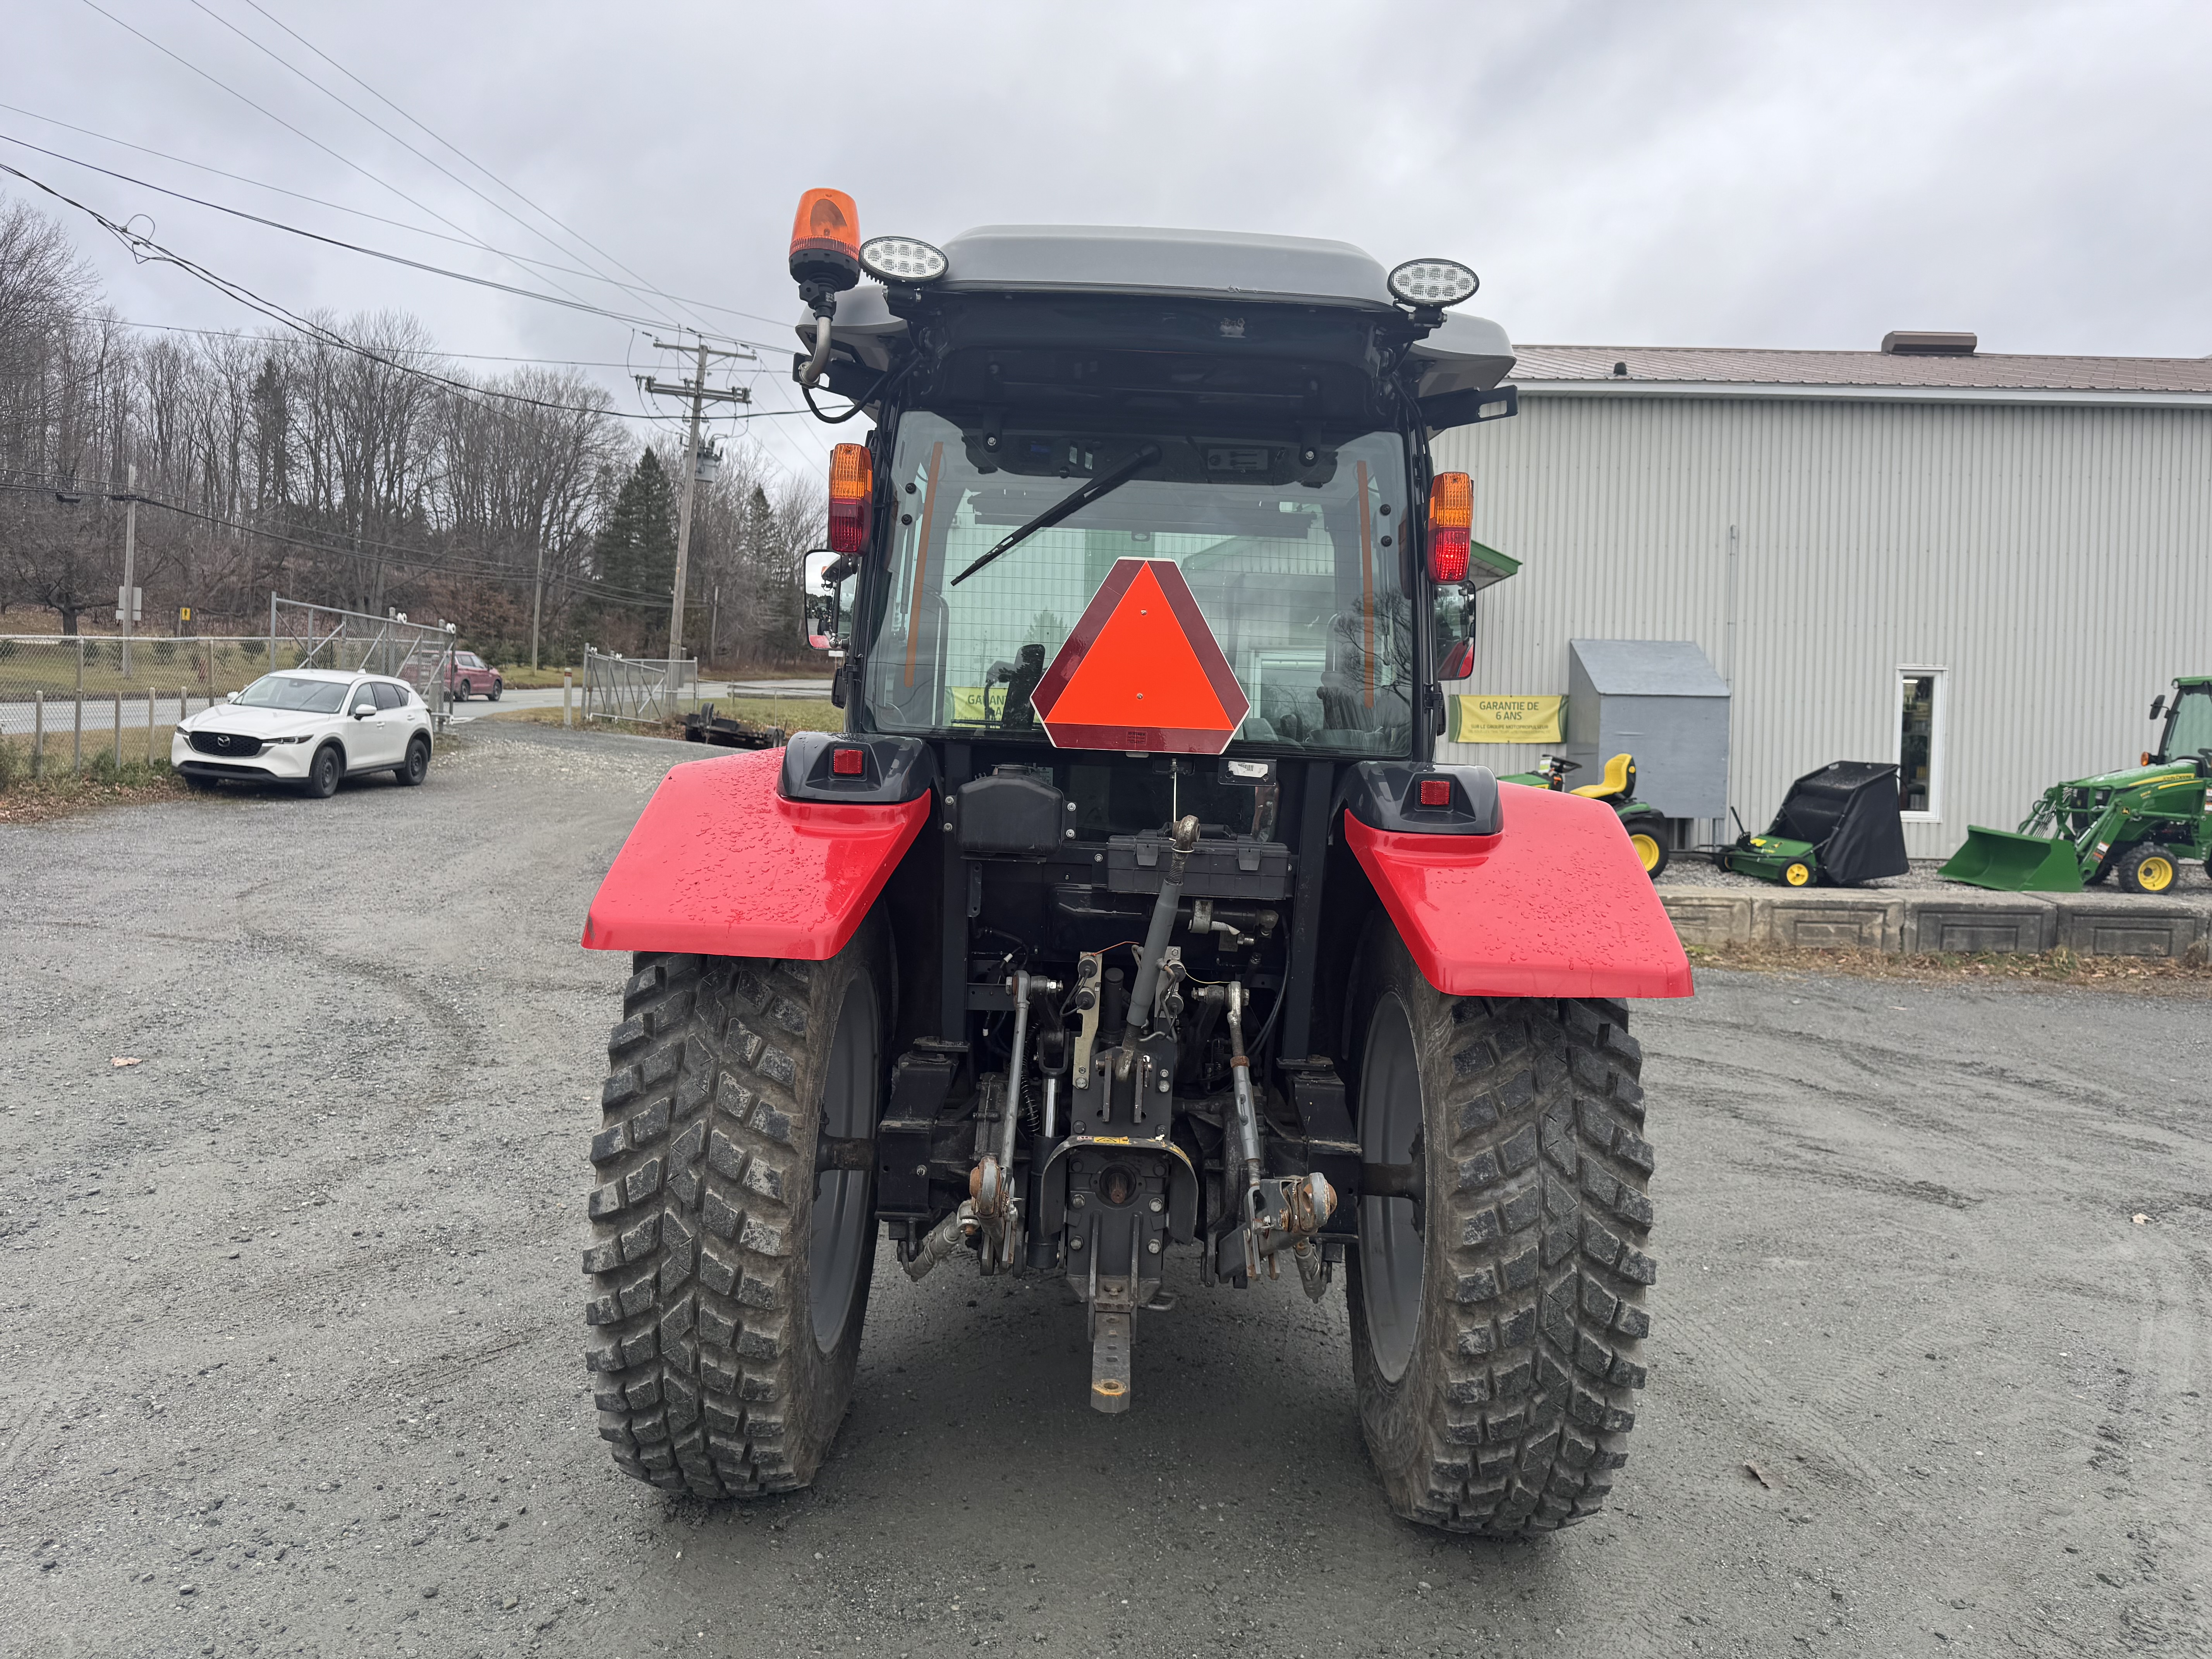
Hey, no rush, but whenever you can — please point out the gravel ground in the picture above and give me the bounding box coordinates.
[3,721,2209,1657]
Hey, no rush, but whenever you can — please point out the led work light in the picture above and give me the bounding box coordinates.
[1387,258,1479,307]
[860,236,948,284]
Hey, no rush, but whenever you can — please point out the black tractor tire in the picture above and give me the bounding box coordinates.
[586,917,888,1499]
[2115,842,2179,895]
[1345,917,1654,1535]
[395,734,431,786]
[1618,813,1670,880]
[303,743,343,799]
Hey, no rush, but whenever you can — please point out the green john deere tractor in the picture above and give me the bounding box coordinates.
[1941,677,2212,894]
[1500,752,1672,876]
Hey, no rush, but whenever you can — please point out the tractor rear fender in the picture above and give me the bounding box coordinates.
[581,742,933,959]
[1344,779,1693,999]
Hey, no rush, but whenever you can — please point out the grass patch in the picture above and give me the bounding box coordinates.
[0,727,189,823]
[1685,939,2212,994]
[488,663,580,690]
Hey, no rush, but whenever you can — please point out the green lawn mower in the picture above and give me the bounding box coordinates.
[1500,753,1673,877]
[1941,677,2212,894]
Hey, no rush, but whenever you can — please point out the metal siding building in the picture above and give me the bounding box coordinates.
[1431,348,2212,859]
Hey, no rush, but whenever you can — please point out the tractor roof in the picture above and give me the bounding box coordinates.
[2174,675,2212,688]
[800,224,1516,396]
[934,224,1401,309]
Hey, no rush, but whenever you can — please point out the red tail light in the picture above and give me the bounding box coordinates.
[828,443,872,555]
[1427,471,1472,583]
[831,746,865,776]
[1418,778,1453,808]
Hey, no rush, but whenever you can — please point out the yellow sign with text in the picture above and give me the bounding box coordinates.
[1448,694,1563,744]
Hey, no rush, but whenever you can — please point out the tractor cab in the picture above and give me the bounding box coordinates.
[2150,677,2212,768]
[575,191,1690,1534]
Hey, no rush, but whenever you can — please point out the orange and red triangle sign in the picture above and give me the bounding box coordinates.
[1033,558,1250,754]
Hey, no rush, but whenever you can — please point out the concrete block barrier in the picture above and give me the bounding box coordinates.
[1903,899,2058,955]
[1659,891,1753,947]
[1753,894,1903,951]
[1659,884,2208,960]
[2050,896,2206,959]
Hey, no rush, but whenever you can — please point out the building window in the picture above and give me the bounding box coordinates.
[1896,668,1946,819]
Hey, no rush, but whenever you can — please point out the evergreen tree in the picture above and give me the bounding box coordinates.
[592,448,677,599]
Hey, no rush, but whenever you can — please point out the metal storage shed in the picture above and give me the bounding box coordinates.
[1565,639,1731,821]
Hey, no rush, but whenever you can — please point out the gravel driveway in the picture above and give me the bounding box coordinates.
[2,721,2206,1657]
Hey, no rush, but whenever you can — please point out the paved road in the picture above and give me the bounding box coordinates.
[2,721,2207,1657]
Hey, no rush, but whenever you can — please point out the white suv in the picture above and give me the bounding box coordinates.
[174,670,433,798]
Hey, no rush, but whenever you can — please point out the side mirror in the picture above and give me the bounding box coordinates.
[802,548,853,655]
[2149,693,2167,721]
[353,702,376,719]
[226,691,240,703]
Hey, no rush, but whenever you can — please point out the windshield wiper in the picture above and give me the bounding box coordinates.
[948,443,1161,587]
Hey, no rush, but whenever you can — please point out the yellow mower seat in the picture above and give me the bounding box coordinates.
[1572,753,1636,801]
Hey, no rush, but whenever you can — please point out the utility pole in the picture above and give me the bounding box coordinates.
[637,338,754,665]
[119,462,139,678]
[530,538,546,671]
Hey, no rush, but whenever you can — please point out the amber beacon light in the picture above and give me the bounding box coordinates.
[1426,471,1473,582]
[789,189,860,290]
[828,443,873,555]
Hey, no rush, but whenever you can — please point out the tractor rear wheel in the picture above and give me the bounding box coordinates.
[2116,842,2178,895]
[585,917,887,1499]
[1345,918,1654,1535]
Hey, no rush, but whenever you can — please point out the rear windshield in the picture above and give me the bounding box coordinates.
[862,410,1414,756]
[235,675,350,713]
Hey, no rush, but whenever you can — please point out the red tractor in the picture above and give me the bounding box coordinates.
[578,192,1690,1534]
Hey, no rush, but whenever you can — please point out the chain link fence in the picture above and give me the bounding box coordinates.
[581,647,697,725]
[0,635,276,739]
[2,598,456,751]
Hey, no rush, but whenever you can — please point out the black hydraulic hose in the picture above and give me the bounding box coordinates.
[1246,977,1286,1064]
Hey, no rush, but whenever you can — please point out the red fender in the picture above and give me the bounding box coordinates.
[1344,782,1692,999]
[581,748,929,960]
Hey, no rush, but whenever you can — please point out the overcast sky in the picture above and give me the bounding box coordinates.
[4,0,2206,482]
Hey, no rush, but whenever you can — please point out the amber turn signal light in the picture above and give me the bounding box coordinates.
[1427,471,1473,583]
[828,443,873,555]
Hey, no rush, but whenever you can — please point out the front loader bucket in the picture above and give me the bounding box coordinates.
[1939,826,2085,892]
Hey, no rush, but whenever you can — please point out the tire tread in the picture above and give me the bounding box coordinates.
[586,951,826,1499]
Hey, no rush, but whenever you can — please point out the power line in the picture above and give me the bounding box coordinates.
[0,101,792,328]
[231,0,723,340]
[120,319,649,370]
[0,157,804,428]
[75,0,653,333]
[0,130,776,345]
[184,0,700,337]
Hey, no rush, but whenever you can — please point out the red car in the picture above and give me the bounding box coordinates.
[447,652,503,701]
